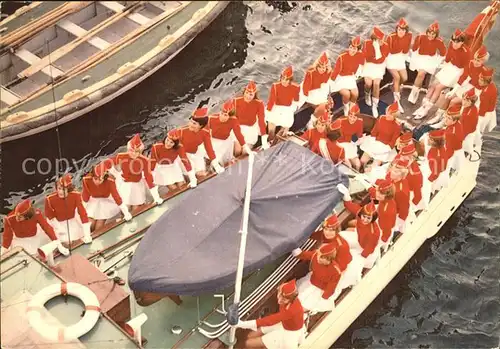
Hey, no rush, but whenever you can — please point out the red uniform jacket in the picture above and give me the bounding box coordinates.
[179,127,216,161]
[344,201,381,257]
[302,68,330,96]
[368,188,397,242]
[387,32,412,54]
[478,82,498,117]
[363,39,390,64]
[297,250,342,299]
[234,97,267,135]
[2,209,57,249]
[208,115,246,145]
[45,192,89,223]
[444,43,470,69]
[427,148,449,182]
[445,122,465,157]
[82,175,122,206]
[309,232,352,271]
[150,143,192,172]
[302,128,326,154]
[316,138,345,164]
[412,34,447,57]
[458,62,484,89]
[256,298,304,331]
[339,118,363,143]
[370,116,401,147]
[266,82,300,110]
[460,105,479,137]
[407,160,423,205]
[330,51,365,80]
[385,176,411,220]
[112,153,154,189]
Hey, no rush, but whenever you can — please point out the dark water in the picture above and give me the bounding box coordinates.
[1,1,499,347]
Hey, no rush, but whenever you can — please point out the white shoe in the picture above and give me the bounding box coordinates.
[412,104,427,116]
[408,87,419,104]
[397,100,405,113]
[430,120,445,129]
[371,98,379,118]
[426,109,445,125]
[365,93,372,106]
[343,103,349,116]
[403,121,415,131]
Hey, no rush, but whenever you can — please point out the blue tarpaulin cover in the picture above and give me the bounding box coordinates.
[128,141,349,295]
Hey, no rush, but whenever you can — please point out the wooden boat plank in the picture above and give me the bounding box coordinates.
[16,1,146,80]
[57,19,111,51]
[0,86,21,106]
[13,49,64,78]
[99,1,151,25]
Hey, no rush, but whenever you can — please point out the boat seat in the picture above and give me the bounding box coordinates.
[99,1,150,25]
[0,86,21,106]
[56,20,111,51]
[14,49,64,78]
[197,238,318,340]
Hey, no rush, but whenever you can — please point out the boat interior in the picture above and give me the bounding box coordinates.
[0,1,188,110]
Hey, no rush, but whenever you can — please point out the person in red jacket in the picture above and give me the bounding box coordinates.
[363,26,390,117]
[45,174,92,245]
[150,129,196,191]
[179,108,223,176]
[338,103,364,170]
[308,214,353,272]
[233,279,305,349]
[329,36,365,115]
[414,29,470,119]
[293,243,342,312]
[428,45,489,125]
[82,160,131,232]
[395,132,414,153]
[386,158,411,232]
[459,89,479,154]
[208,100,250,166]
[442,104,465,172]
[360,101,402,167]
[112,134,163,212]
[316,119,347,165]
[396,144,425,211]
[475,67,497,147]
[265,66,301,140]
[1,199,69,256]
[387,18,413,113]
[234,81,269,151]
[306,95,334,130]
[368,179,397,252]
[408,21,447,104]
[300,51,332,108]
[423,129,451,194]
[302,110,328,154]
[337,194,381,269]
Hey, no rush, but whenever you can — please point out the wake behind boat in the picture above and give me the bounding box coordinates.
[1,2,498,349]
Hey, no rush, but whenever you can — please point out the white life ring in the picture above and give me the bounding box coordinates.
[26,282,101,342]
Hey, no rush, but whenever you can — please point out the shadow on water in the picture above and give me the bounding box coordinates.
[0,2,250,215]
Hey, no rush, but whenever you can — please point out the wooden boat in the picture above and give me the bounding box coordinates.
[0,1,229,143]
[1,1,497,348]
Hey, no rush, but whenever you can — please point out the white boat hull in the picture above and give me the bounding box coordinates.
[301,156,480,348]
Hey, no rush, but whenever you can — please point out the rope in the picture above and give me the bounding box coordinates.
[46,39,72,254]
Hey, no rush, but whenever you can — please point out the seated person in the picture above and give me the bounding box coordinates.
[150,129,197,192]
[45,174,92,245]
[306,95,334,130]
[82,160,132,232]
[367,179,397,252]
[233,279,305,349]
[300,51,332,108]
[459,88,479,154]
[293,243,342,313]
[360,101,402,168]
[386,159,411,232]
[302,110,329,154]
[337,103,364,170]
[420,129,451,195]
[316,119,348,166]
[393,144,425,211]
[1,199,69,256]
